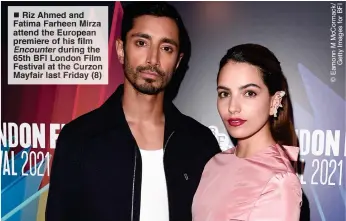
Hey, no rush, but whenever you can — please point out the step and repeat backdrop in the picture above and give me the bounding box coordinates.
[1,1,345,221]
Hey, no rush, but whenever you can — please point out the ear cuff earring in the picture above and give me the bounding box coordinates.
[273,91,285,118]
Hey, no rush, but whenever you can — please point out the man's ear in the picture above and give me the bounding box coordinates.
[116,39,125,64]
[175,53,184,70]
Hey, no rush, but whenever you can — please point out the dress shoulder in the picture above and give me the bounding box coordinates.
[247,172,303,221]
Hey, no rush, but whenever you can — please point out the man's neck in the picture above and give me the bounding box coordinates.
[122,81,165,124]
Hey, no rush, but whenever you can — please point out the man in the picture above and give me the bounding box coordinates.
[45,2,221,221]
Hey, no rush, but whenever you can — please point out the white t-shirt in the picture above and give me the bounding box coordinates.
[139,148,169,221]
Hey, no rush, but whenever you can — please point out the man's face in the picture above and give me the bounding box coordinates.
[116,15,183,95]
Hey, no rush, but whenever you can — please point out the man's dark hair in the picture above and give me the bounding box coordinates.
[121,1,189,56]
[121,2,191,100]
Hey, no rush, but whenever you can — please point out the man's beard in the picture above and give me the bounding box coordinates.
[124,56,172,95]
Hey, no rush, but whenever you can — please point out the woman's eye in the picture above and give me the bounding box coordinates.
[244,91,257,97]
[218,91,229,98]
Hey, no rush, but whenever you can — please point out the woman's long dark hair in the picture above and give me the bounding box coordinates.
[217,43,298,147]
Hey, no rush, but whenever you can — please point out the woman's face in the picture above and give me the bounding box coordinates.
[217,61,273,140]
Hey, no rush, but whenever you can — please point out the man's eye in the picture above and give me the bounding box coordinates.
[162,46,173,53]
[136,41,146,47]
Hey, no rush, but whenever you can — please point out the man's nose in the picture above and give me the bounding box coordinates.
[146,47,160,66]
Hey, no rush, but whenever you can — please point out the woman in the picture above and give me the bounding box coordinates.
[192,43,302,221]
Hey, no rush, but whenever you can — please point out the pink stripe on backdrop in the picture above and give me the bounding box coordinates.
[22,85,57,173]
[17,85,41,124]
[105,1,124,101]
[52,86,79,124]
[12,85,41,158]
[71,85,81,120]
[73,85,103,119]
[98,2,124,106]
[40,85,78,187]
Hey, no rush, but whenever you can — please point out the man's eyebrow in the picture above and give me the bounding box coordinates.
[162,37,178,47]
[130,33,151,40]
[130,33,178,47]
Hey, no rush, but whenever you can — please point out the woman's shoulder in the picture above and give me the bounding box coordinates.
[256,144,299,174]
[269,171,302,188]
[262,171,302,203]
[259,143,302,201]
[269,144,301,188]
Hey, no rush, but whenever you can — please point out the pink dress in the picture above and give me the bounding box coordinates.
[192,144,302,221]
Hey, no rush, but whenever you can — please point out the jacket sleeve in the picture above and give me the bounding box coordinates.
[248,172,302,221]
[45,126,81,221]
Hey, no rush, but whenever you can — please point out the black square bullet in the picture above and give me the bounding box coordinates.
[14,12,19,18]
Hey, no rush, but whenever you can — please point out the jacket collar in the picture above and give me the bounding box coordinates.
[100,84,182,137]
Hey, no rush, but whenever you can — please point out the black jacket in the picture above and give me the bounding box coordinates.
[45,84,221,221]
